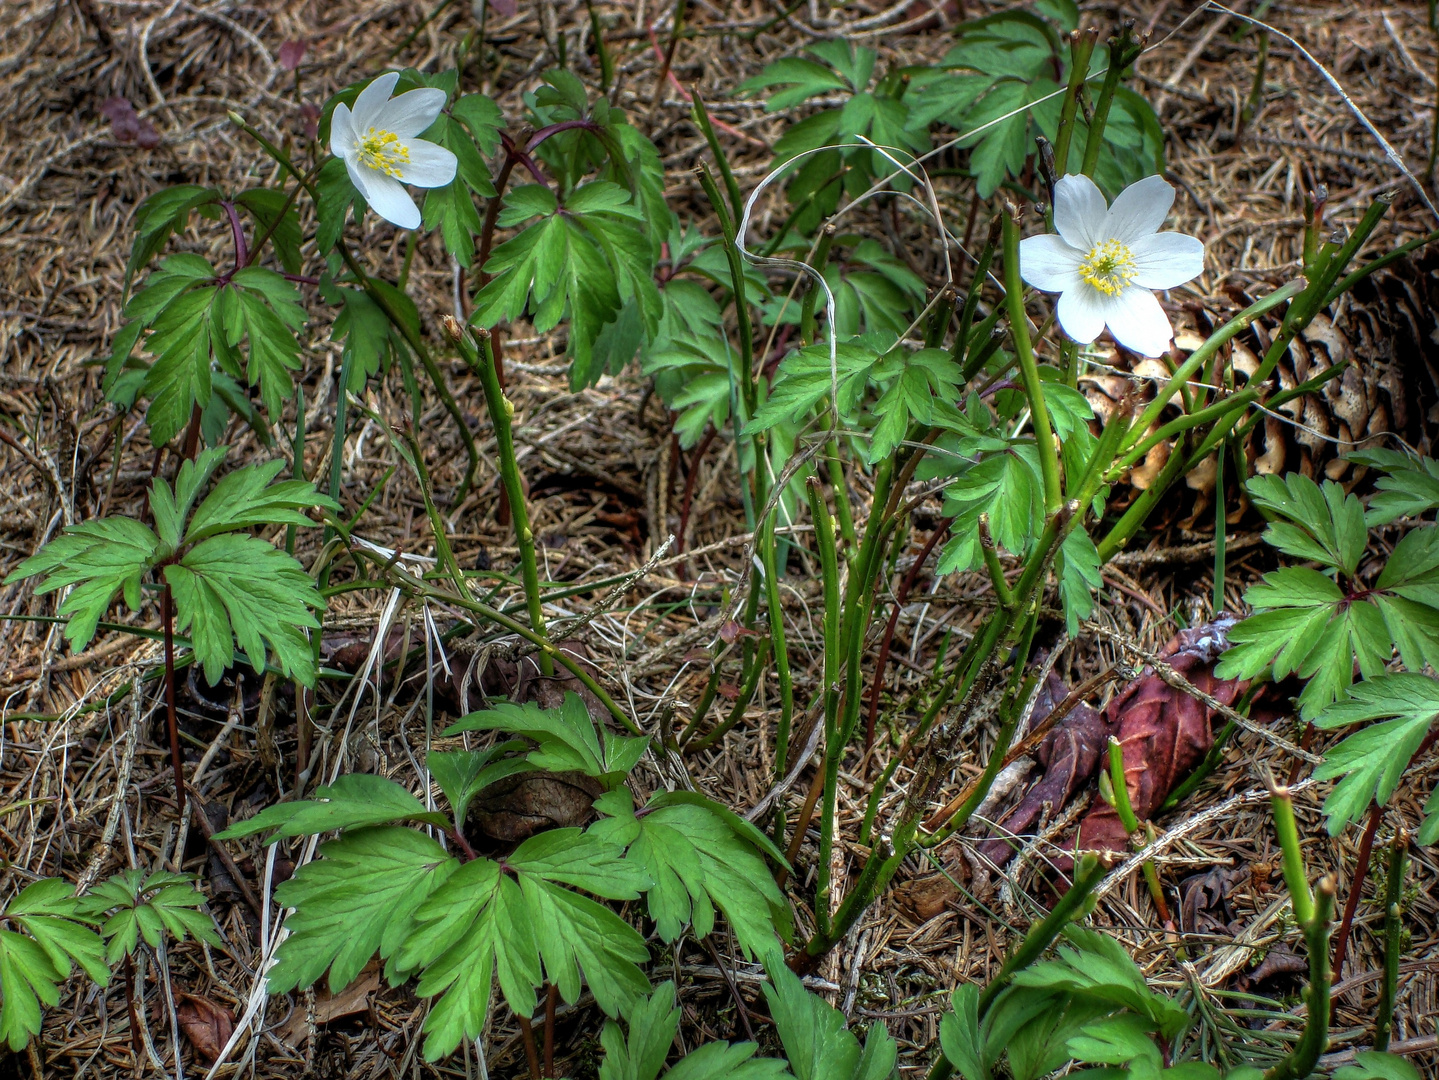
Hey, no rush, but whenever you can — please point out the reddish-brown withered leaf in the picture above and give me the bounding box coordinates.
[977,670,1113,869]
[177,994,233,1064]
[1076,615,1244,855]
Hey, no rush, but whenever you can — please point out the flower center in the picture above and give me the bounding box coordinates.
[1078,239,1137,297]
[358,127,410,178]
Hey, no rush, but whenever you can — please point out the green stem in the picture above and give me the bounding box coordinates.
[446,319,552,676]
[691,91,743,226]
[800,225,837,347]
[1263,875,1335,1080]
[1001,211,1062,514]
[1079,21,1136,178]
[1053,28,1098,177]
[1374,829,1407,1052]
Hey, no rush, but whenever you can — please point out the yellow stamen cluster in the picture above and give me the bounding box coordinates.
[1078,238,1137,297]
[358,127,410,178]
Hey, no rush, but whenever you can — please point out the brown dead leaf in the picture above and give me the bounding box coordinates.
[275,967,382,1047]
[177,994,233,1064]
[1076,616,1245,856]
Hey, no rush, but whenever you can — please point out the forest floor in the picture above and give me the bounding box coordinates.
[1,0,1438,1076]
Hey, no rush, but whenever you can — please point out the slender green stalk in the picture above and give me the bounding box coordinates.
[690,639,772,752]
[1240,31,1269,133]
[800,224,836,347]
[1374,829,1407,1051]
[1079,21,1137,177]
[978,513,1014,608]
[402,426,469,599]
[691,91,743,226]
[1053,28,1099,177]
[1001,210,1062,514]
[1263,875,1335,1080]
[445,318,552,676]
[1270,783,1315,926]
[805,475,842,937]
[824,438,856,556]
[762,526,794,775]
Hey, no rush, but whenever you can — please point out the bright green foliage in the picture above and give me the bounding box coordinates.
[1350,449,1439,524]
[215,773,452,841]
[425,743,533,823]
[1311,673,1439,836]
[1335,1051,1424,1080]
[271,826,460,996]
[1217,473,1439,718]
[909,4,1163,197]
[747,340,884,435]
[822,239,928,342]
[591,788,790,961]
[939,928,1217,1080]
[0,879,109,1051]
[597,981,790,1080]
[106,253,305,446]
[77,870,221,965]
[5,448,335,685]
[739,41,926,234]
[764,961,898,1080]
[422,93,502,266]
[123,184,222,287]
[398,825,650,1058]
[445,691,648,788]
[472,181,661,389]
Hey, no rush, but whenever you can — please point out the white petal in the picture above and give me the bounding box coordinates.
[330,102,355,159]
[375,88,449,139]
[1019,234,1083,293]
[1106,287,1174,357]
[362,171,422,229]
[1129,231,1204,290]
[1104,174,1175,244]
[1056,285,1109,345]
[1053,173,1108,251]
[343,153,374,201]
[395,139,457,188]
[350,72,401,138]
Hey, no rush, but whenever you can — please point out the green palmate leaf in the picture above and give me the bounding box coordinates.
[598,981,790,1080]
[1059,527,1103,635]
[1421,784,1439,846]
[125,185,221,287]
[1351,449,1439,525]
[420,104,497,266]
[1247,472,1367,575]
[445,691,648,787]
[165,532,324,684]
[228,267,305,421]
[745,341,882,436]
[937,440,1045,573]
[1312,673,1439,834]
[325,283,394,391]
[939,984,988,1080]
[591,788,790,961]
[183,458,337,542]
[425,745,532,824]
[5,880,106,977]
[4,518,158,649]
[764,961,898,1080]
[270,826,460,996]
[1010,928,1190,1042]
[1065,1013,1164,1072]
[472,180,658,389]
[396,826,650,1059]
[865,348,964,463]
[1334,1052,1424,1080]
[214,774,451,841]
[78,870,221,965]
[0,929,65,1050]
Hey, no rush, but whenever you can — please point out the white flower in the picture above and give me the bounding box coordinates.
[331,72,457,230]
[1019,173,1204,358]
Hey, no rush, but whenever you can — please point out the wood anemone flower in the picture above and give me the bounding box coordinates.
[331,72,458,230]
[1019,173,1204,358]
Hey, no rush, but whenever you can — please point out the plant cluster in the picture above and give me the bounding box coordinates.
[4,4,1438,1078]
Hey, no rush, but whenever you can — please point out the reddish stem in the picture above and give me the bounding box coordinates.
[161,582,185,812]
[864,518,953,750]
[1331,801,1383,985]
[543,983,558,1076]
[220,200,249,271]
[518,1014,541,1079]
[123,951,143,1073]
[675,425,717,562]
